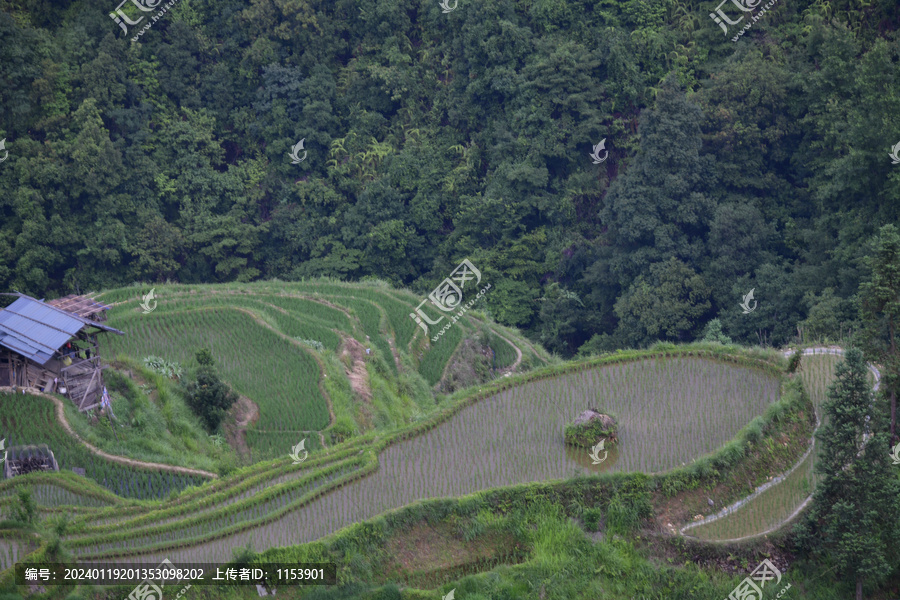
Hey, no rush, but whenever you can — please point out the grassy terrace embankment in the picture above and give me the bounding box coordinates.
[93,280,551,462]
[0,392,208,500]
[52,345,792,564]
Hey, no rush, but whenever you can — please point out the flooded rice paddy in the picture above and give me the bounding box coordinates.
[87,357,779,563]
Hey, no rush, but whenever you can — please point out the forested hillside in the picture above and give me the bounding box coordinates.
[1,0,899,357]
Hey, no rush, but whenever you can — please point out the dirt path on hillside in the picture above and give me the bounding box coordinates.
[338,333,374,431]
[1,386,218,479]
[491,330,523,374]
[222,394,258,461]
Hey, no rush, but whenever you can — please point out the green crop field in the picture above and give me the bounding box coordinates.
[89,281,545,464]
[685,352,843,541]
[262,296,354,332]
[0,483,113,510]
[418,316,466,385]
[100,280,545,395]
[244,429,324,463]
[64,355,781,564]
[105,307,330,433]
[490,331,518,369]
[0,392,204,500]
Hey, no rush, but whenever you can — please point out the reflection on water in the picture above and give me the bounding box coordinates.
[564,439,619,473]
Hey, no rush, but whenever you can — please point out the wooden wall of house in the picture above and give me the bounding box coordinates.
[0,353,65,390]
[1,333,108,410]
[0,354,9,387]
[0,352,25,387]
[25,362,44,387]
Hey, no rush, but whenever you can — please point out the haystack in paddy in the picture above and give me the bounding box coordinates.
[565,408,618,448]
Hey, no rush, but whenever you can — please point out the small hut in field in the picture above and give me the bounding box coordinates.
[0,293,124,411]
[3,444,59,478]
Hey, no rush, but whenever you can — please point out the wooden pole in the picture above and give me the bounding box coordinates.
[81,368,99,410]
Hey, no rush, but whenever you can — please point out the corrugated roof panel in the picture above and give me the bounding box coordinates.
[0,326,48,363]
[4,315,72,350]
[13,295,124,335]
[0,296,88,364]
[10,298,83,335]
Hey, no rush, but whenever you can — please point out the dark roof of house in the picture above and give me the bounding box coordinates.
[45,294,111,318]
[0,294,123,365]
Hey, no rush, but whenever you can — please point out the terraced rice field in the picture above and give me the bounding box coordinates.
[0,392,205,500]
[74,356,779,563]
[686,351,847,541]
[96,282,548,460]
[105,308,330,433]
[72,459,365,556]
[0,538,38,572]
[0,484,113,509]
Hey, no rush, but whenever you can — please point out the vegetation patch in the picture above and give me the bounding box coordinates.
[71,359,233,475]
[379,521,524,588]
[0,393,206,501]
[564,409,619,448]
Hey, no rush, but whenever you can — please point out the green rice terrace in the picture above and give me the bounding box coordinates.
[85,280,547,467]
[0,281,866,598]
[680,351,846,542]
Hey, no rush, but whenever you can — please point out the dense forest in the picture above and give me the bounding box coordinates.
[1,0,899,358]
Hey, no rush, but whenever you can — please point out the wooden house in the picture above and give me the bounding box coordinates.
[0,293,124,411]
